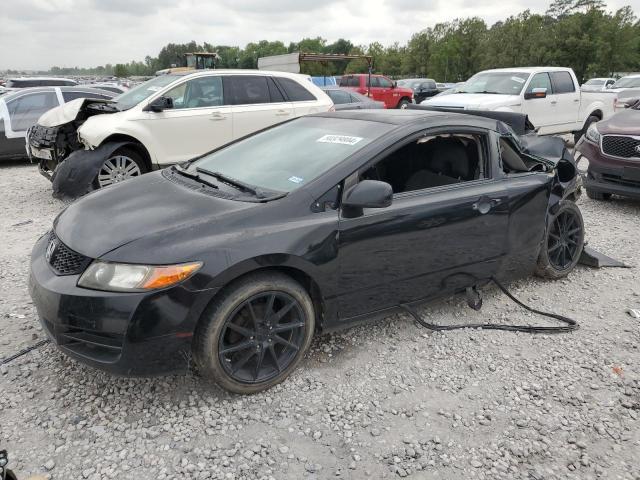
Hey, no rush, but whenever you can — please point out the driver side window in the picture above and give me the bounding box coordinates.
[162,76,224,109]
[526,73,552,94]
[360,133,486,195]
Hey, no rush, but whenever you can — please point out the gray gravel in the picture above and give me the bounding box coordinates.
[1,162,639,480]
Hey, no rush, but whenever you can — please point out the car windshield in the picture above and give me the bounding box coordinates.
[612,76,640,89]
[458,72,530,95]
[189,117,388,194]
[585,79,605,86]
[113,75,181,110]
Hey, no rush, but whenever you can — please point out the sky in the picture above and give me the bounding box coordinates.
[1,0,638,70]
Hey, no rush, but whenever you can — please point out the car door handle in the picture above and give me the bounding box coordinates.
[573,99,580,102]
[210,113,226,121]
[550,100,558,105]
[472,197,501,214]
[275,109,291,116]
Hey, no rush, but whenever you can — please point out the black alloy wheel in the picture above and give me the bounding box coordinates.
[535,200,584,279]
[547,211,582,270]
[218,292,305,383]
[194,272,315,394]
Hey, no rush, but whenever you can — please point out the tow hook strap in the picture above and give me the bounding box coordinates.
[0,339,50,366]
[401,277,579,334]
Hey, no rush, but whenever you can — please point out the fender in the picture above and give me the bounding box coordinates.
[51,141,128,199]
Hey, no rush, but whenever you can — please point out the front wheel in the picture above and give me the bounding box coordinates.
[535,200,584,279]
[194,272,315,394]
[397,98,410,109]
[93,146,147,189]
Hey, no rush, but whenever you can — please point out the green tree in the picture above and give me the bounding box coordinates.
[113,64,129,77]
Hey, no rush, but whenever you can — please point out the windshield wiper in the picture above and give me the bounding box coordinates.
[173,165,219,189]
[196,167,259,196]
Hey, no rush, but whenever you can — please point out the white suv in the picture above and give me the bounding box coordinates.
[30,70,333,189]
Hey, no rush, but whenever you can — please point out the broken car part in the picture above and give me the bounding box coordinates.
[29,110,584,394]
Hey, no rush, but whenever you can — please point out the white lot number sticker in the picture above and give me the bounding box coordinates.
[288,176,304,184]
[511,76,526,84]
[317,134,363,146]
[147,86,162,92]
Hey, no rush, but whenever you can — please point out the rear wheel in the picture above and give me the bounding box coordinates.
[93,146,147,189]
[586,188,611,201]
[194,272,315,394]
[535,200,584,279]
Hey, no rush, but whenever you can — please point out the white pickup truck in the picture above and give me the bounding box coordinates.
[423,67,616,142]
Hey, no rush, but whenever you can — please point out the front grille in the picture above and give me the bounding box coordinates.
[47,232,92,276]
[602,135,640,159]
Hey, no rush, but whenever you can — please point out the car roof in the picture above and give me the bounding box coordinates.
[312,108,499,128]
[162,69,311,80]
[8,76,76,81]
[480,66,572,74]
[1,86,116,101]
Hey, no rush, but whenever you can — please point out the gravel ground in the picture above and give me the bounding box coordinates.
[1,161,639,480]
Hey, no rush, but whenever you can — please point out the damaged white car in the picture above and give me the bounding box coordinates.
[27,70,333,198]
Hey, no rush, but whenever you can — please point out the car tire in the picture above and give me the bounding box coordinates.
[397,98,410,109]
[535,200,584,279]
[193,272,315,394]
[573,115,599,144]
[92,146,147,189]
[586,188,611,201]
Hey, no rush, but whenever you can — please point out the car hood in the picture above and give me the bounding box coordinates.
[38,98,115,127]
[422,93,521,109]
[54,170,255,260]
[596,108,640,135]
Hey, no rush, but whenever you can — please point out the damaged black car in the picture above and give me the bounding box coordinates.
[29,109,583,394]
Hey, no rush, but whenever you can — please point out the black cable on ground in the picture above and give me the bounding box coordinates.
[401,277,578,334]
[0,339,50,366]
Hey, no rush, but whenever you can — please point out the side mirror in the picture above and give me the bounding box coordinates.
[144,96,174,112]
[392,81,397,88]
[342,180,393,213]
[524,88,547,100]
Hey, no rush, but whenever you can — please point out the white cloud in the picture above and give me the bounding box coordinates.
[1,0,639,70]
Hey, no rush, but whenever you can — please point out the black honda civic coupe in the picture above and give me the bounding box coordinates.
[29,109,584,394]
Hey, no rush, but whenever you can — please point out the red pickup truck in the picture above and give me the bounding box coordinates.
[339,74,414,109]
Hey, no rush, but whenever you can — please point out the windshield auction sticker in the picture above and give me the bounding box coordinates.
[317,135,363,146]
[511,76,526,83]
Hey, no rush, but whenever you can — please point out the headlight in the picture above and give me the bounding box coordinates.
[78,260,202,292]
[585,123,601,144]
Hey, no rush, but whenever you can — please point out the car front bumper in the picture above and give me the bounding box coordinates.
[28,233,214,376]
[576,137,640,199]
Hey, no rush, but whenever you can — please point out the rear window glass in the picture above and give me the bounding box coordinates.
[550,72,575,94]
[276,77,316,102]
[326,89,352,104]
[340,76,360,87]
[227,75,271,105]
